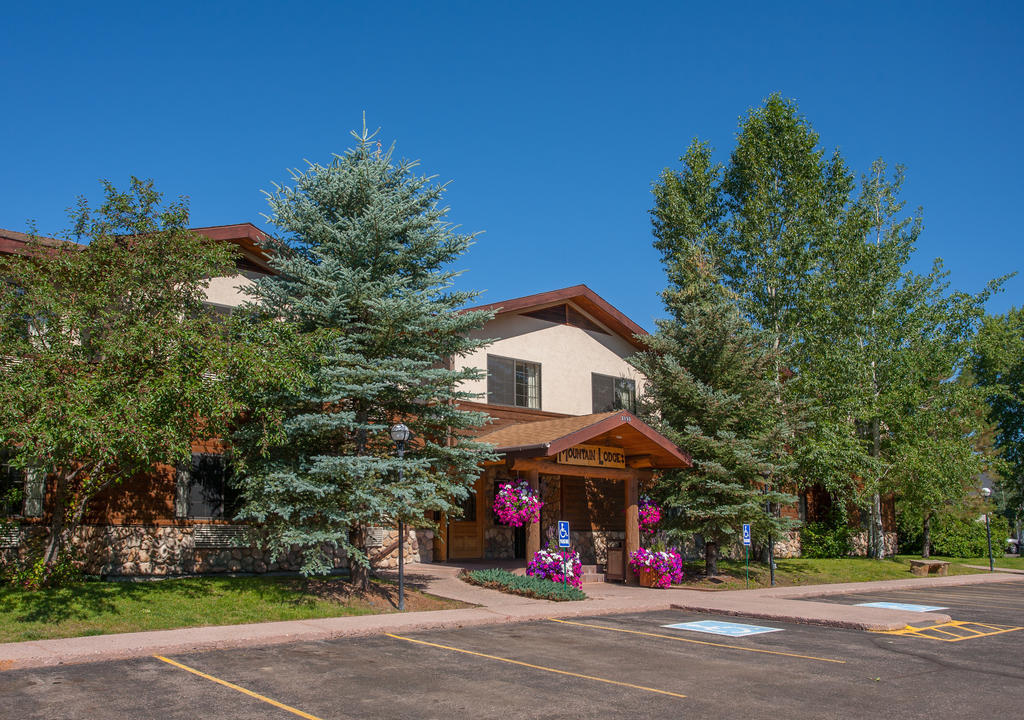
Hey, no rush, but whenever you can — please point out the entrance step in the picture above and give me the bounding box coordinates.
[581,572,605,584]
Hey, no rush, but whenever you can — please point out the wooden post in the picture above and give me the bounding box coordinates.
[526,469,541,560]
[625,473,639,584]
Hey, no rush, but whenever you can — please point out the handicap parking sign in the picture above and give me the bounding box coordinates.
[742,524,751,546]
[558,520,570,548]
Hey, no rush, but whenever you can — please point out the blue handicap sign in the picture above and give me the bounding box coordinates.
[742,524,751,546]
[558,520,570,548]
[856,602,948,612]
[663,620,783,637]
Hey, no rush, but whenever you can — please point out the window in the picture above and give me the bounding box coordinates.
[176,453,239,520]
[487,355,541,409]
[592,373,636,414]
[1,453,23,517]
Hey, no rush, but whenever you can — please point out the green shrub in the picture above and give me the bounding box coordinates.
[462,568,587,601]
[931,514,1011,558]
[800,521,853,558]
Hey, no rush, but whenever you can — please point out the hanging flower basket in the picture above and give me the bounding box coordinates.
[628,547,684,589]
[638,496,662,536]
[493,480,543,527]
[527,549,583,589]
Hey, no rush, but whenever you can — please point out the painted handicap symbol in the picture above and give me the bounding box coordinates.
[663,620,783,637]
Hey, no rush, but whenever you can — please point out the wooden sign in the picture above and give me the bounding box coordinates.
[556,444,626,469]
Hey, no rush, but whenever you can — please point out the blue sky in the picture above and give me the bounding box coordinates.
[2,1,1021,329]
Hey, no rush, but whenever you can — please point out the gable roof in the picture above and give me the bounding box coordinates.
[188,223,274,272]
[466,284,649,349]
[475,410,691,469]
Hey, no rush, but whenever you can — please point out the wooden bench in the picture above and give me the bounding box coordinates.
[910,559,950,576]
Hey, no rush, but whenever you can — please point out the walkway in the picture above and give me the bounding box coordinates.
[1,562,1019,671]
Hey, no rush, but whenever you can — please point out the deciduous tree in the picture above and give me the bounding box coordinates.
[0,179,247,586]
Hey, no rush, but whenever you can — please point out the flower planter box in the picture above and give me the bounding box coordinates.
[638,569,661,588]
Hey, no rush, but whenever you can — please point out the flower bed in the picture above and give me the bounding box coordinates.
[461,568,586,601]
[628,548,684,589]
[526,549,583,589]
[493,480,543,527]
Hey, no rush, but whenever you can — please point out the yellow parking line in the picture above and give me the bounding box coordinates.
[385,633,686,699]
[547,618,846,664]
[874,621,1023,642]
[154,655,324,720]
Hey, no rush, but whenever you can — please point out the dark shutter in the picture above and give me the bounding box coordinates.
[487,355,515,405]
[592,374,614,413]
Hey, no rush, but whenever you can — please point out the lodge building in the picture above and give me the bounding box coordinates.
[0,224,897,581]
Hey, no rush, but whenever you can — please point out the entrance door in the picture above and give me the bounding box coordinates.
[447,475,484,559]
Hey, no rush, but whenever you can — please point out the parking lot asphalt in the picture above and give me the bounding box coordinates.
[2,583,1022,720]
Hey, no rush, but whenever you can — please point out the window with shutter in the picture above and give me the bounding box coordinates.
[487,355,541,409]
[591,373,637,414]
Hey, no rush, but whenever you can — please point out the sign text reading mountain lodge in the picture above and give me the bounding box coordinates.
[556,444,626,469]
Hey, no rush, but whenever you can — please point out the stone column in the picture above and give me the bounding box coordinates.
[625,474,639,584]
[526,468,540,560]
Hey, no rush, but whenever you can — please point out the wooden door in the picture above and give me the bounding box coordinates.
[447,475,484,559]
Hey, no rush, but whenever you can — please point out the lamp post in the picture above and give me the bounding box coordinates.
[981,486,994,573]
[390,423,411,610]
[762,483,775,587]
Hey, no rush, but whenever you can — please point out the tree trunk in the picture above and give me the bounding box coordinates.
[349,524,370,590]
[870,491,885,559]
[40,469,76,585]
[922,512,932,559]
[869,418,885,560]
[705,541,719,577]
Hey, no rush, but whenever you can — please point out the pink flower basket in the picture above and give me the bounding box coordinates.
[493,480,543,527]
[628,548,684,589]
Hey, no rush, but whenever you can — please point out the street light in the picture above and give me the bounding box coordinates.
[981,486,994,573]
[390,423,411,611]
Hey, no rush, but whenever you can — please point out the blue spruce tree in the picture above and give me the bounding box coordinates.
[234,124,495,583]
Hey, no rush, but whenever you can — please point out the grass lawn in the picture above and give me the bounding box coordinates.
[913,554,1024,571]
[0,575,471,643]
[676,555,990,591]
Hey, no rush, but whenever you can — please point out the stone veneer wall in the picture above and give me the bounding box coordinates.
[570,530,624,566]
[3,524,429,577]
[368,527,433,569]
[849,531,898,558]
[773,530,802,559]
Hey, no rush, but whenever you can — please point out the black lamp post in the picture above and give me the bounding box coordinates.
[981,486,994,573]
[390,423,411,611]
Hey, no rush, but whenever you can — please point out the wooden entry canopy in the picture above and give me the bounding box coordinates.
[475,411,691,583]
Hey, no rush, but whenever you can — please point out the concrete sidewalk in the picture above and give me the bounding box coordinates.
[1,563,1019,671]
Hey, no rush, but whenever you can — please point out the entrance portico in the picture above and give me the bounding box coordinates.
[469,411,691,583]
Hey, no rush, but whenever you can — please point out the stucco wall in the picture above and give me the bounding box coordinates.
[455,311,646,416]
[203,271,260,309]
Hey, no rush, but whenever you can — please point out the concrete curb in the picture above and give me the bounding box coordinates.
[2,568,1018,671]
[0,601,675,671]
[961,564,1024,574]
